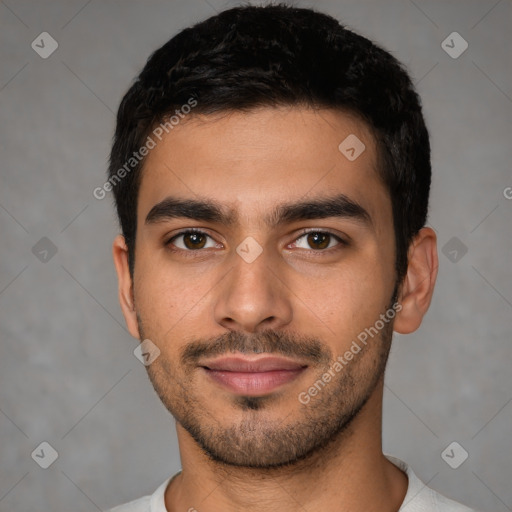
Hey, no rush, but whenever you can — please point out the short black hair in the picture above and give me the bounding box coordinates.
[108,3,431,281]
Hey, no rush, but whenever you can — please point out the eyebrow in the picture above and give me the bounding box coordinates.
[145,193,372,228]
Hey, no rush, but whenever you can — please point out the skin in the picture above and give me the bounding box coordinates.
[113,107,438,512]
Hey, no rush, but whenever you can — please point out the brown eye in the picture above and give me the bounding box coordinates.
[291,231,345,251]
[307,232,330,250]
[168,230,217,251]
[183,232,207,249]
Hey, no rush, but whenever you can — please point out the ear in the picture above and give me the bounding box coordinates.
[393,227,438,334]
[112,234,140,340]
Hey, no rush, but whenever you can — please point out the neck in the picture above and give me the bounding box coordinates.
[165,379,407,512]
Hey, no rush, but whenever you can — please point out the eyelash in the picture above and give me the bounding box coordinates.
[165,228,348,256]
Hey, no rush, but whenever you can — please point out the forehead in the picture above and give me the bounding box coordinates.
[137,107,390,230]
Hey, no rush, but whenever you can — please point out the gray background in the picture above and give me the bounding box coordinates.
[1,0,511,510]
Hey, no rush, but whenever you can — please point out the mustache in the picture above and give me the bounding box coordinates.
[180,329,332,367]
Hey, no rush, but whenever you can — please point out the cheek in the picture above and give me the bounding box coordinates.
[299,254,391,340]
[329,279,385,327]
[133,254,214,336]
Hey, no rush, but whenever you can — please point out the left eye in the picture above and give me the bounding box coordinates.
[290,231,343,251]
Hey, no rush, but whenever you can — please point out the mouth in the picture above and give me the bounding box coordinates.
[200,355,308,396]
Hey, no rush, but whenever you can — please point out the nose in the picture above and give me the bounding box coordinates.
[213,248,293,333]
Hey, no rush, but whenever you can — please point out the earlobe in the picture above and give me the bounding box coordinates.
[393,227,439,335]
[112,234,140,340]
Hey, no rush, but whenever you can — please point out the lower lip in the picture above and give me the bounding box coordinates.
[202,367,306,396]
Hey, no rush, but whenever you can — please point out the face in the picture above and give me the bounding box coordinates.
[119,107,401,468]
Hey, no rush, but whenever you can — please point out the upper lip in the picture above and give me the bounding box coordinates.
[201,355,308,372]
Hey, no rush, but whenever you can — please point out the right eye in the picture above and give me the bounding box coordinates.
[166,229,221,252]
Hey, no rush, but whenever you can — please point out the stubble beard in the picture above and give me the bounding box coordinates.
[139,326,393,469]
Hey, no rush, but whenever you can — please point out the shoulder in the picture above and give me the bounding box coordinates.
[105,471,180,512]
[385,455,479,512]
[427,491,479,512]
[105,495,151,512]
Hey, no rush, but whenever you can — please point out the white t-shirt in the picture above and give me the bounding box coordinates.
[106,455,478,512]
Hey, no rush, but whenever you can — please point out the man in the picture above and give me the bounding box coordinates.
[107,4,477,511]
